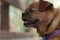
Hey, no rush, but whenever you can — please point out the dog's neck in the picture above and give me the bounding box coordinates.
[43,8,60,35]
[37,8,59,36]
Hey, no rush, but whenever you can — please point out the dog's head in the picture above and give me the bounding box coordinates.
[22,0,54,36]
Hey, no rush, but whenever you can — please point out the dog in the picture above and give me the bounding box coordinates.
[22,0,60,40]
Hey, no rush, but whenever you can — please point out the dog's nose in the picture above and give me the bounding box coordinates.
[22,13,27,21]
[22,13,27,17]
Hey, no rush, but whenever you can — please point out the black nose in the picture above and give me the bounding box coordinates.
[22,13,27,21]
[22,13,27,17]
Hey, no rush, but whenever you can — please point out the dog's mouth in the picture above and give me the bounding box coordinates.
[24,19,41,28]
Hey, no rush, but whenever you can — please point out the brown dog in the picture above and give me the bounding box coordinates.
[22,0,60,40]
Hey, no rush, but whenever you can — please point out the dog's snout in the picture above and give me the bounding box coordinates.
[22,13,27,17]
[22,13,28,21]
[22,18,27,21]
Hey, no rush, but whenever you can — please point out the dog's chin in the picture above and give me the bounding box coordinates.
[24,19,40,28]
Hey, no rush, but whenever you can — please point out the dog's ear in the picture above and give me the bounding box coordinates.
[39,1,53,12]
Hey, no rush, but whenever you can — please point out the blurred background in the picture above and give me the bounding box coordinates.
[0,0,60,39]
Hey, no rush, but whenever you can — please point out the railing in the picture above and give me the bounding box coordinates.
[0,31,34,39]
[1,0,23,31]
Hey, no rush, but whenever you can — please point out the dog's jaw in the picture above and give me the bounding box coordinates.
[24,19,41,28]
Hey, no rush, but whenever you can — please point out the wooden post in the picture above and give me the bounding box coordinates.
[0,0,1,30]
[1,0,9,31]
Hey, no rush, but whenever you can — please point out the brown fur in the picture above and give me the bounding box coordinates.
[24,1,60,40]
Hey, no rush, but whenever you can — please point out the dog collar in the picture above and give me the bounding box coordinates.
[43,29,60,40]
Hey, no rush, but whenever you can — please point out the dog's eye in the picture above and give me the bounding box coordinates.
[29,8,35,12]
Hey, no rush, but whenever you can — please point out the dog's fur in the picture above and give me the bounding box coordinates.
[22,0,60,40]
